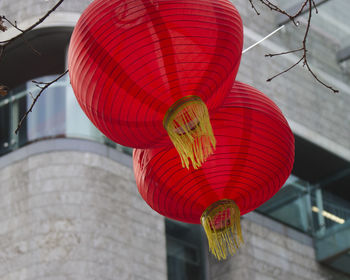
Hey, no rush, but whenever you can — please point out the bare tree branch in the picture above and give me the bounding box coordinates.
[15,70,69,134]
[267,57,303,82]
[250,0,338,93]
[1,0,339,134]
[250,0,309,26]
[248,0,260,15]
[0,0,65,60]
[265,48,303,57]
[0,1,65,105]
[1,16,24,32]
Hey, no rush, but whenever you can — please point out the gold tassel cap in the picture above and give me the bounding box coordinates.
[163,96,216,169]
[201,199,244,260]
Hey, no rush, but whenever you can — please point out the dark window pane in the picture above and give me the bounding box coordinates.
[166,219,206,280]
[16,93,28,147]
[0,100,10,155]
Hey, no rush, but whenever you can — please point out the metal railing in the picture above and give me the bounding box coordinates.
[257,177,350,238]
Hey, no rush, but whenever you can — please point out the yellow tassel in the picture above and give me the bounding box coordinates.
[163,96,216,169]
[201,199,244,260]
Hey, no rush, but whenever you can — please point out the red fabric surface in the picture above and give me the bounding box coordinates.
[133,81,295,224]
[68,0,243,148]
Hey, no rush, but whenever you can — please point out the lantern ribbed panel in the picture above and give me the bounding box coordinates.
[68,0,243,148]
[133,82,295,224]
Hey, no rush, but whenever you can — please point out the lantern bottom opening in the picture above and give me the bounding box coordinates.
[201,199,244,260]
[163,95,216,169]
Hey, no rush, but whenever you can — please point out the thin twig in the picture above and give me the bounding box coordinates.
[266,57,303,82]
[248,0,260,15]
[1,16,24,32]
[301,2,338,92]
[311,0,318,12]
[1,16,41,55]
[15,70,69,134]
[28,91,35,100]
[304,60,338,92]
[0,0,65,59]
[0,0,66,123]
[252,0,338,93]
[265,48,303,57]
[258,0,303,26]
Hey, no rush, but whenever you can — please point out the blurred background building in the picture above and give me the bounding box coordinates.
[0,0,350,279]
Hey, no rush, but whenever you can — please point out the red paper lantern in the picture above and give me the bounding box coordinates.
[133,81,295,259]
[68,0,243,168]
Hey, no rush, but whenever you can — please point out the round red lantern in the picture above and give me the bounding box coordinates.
[133,81,295,260]
[68,0,243,169]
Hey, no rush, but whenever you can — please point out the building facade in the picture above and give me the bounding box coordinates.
[0,0,350,279]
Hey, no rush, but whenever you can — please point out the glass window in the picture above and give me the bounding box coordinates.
[0,84,28,155]
[26,77,66,141]
[0,98,10,155]
[66,82,105,143]
[0,75,133,157]
[16,90,28,147]
[257,178,313,234]
[166,219,206,280]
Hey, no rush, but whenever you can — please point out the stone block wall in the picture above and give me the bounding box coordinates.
[1,143,349,280]
[209,216,350,280]
[1,0,350,156]
[1,0,350,155]
[1,0,350,279]
[0,151,167,280]
[234,0,350,155]
[0,0,92,23]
